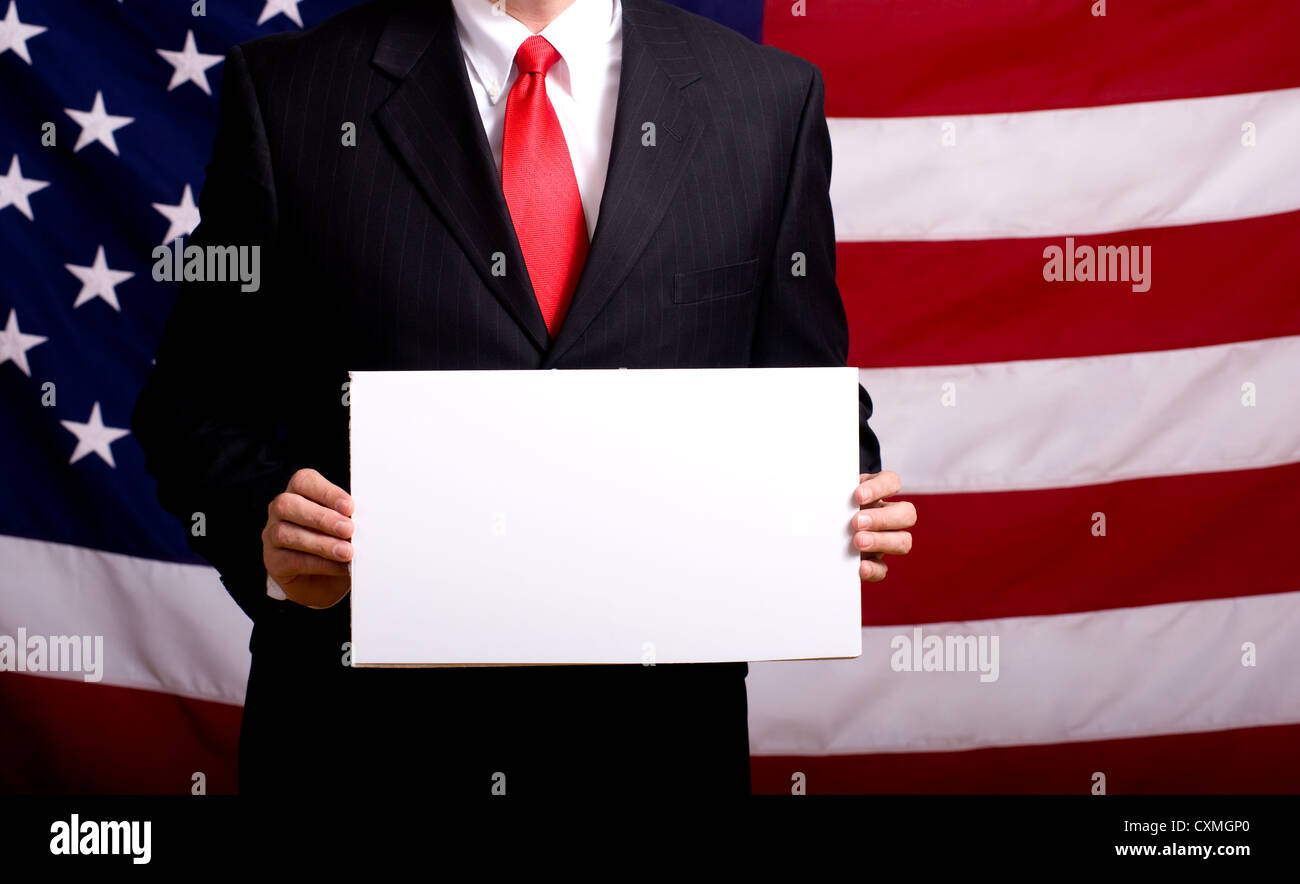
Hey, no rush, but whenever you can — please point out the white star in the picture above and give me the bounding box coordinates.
[152,183,200,245]
[258,0,304,28]
[61,401,131,467]
[66,245,134,311]
[0,1,46,65]
[0,154,48,221]
[0,308,46,377]
[157,30,223,95]
[64,91,134,155]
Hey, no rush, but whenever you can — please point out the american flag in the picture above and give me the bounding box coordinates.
[2,0,1297,794]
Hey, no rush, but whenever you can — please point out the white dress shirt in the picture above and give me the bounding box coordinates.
[267,0,623,606]
[453,0,622,242]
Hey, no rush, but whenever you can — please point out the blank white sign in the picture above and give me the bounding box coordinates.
[348,367,862,666]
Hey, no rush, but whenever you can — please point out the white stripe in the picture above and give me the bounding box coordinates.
[10,539,1299,760]
[0,535,248,704]
[748,591,1300,755]
[830,88,1300,241]
[860,335,1300,494]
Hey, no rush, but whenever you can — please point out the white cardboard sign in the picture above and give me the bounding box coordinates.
[348,367,862,666]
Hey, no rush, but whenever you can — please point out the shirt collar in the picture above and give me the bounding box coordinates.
[451,0,620,105]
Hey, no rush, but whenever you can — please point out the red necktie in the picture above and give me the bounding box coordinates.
[501,36,589,339]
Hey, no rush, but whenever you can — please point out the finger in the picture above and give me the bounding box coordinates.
[270,492,353,539]
[267,520,353,562]
[288,468,353,516]
[854,530,912,556]
[267,549,352,579]
[860,556,888,582]
[856,470,901,506]
[853,500,917,532]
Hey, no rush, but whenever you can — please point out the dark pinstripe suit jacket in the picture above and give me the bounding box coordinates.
[132,0,882,795]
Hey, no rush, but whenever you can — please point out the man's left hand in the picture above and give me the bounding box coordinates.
[852,470,916,582]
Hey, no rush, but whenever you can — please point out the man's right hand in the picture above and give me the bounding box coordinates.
[263,468,354,609]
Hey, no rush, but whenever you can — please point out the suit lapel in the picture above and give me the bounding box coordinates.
[371,0,704,362]
[542,0,705,366]
[372,0,551,353]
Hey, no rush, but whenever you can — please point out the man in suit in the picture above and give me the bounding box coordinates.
[132,0,917,796]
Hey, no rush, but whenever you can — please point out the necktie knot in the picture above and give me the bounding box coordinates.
[514,35,561,76]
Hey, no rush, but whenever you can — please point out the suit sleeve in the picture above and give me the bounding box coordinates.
[749,64,882,475]
[131,46,302,621]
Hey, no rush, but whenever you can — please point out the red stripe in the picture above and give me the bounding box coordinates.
[841,211,1300,368]
[0,674,240,794]
[5,675,1295,794]
[763,0,1300,117]
[752,723,1300,793]
[864,463,1299,626]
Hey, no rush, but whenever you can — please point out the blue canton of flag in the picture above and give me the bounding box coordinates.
[0,0,760,563]
[1,1,368,565]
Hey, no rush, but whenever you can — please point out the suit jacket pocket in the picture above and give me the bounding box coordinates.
[672,258,759,304]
